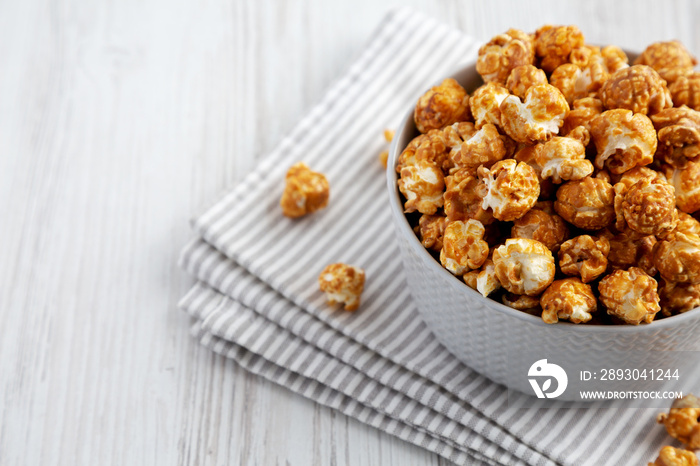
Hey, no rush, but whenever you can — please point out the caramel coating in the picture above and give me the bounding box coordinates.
[601,227,657,276]
[634,40,697,84]
[477,29,535,84]
[677,211,700,236]
[470,82,511,130]
[397,129,452,174]
[493,238,556,296]
[561,97,603,135]
[477,159,540,221]
[500,84,570,144]
[534,136,594,183]
[454,123,507,172]
[657,395,700,450]
[506,64,548,99]
[600,45,630,74]
[511,207,569,252]
[554,177,615,230]
[502,293,541,311]
[417,214,446,253]
[652,106,700,168]
[414,78,471,133]
[534,25,585,73]
[598,65,672,115]
[659,278,700,317]
[280,162,330,218]
[443,121,479,170]
[558,235,610,283]
[318,263,366,311]
[550,62,609,105]
[648,446,699,466]
[653,231,700,284]
[665,161,700,214]
[440,219,489,275]
[540,278,597,324]
[614,176,679,237]
[598,267,660,325]
[398,160,445,214]
[444,168,494,225]
[670,72,700,111]
[589,109,657,174]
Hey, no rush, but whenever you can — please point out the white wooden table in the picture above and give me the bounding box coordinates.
[1,1,697,464]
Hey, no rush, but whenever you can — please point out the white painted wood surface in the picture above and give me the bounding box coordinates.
[1,1,697,464]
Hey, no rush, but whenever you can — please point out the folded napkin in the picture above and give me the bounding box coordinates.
[179,8,671,465]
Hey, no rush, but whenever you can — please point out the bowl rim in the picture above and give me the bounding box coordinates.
[386,58,700,334]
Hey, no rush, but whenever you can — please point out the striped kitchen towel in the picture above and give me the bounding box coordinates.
[179,7,673,465]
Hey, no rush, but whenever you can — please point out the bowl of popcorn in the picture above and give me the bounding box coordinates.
[388,25,700,398]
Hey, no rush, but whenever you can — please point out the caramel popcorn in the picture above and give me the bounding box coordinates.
[470,82,510,130]
[318,263,365,311]
[398,160,445,214]
[670,73,700,111]
[477,29,535,84]
[664,161,700,213]
[280,162,330,218]
[534,25,585,73]
[653,231,700,284]
[554,176,615,230]
[511,207,569,252]
[500,84,570,144]
[558,235,610,283]
[600,45,630,74]
[443,121,479,169]
[454,123,508,172]
[634,40,697,84]
[505,64,548,99]
[659,278,700,317]
[613,176,679,237]
[648,446,699,466]
[493,238,555,296]
[561,97,603,135]
[378,129,394,168]
[540,278,597,324]
[397,129,450,174]
[502,293,541,311]
[534,136,594,183]
[598,267,660,324]
[601,227,657,276]
[550,62,609,105]
[652,106,700,168]
[677,211,700,236]
[416,214,446,253]
[443,168,494,225]
[598,65,672,115]
[657,395,700,450]
[440,219,489,275]
[589,109,657,174]
[477,159,540,221]
[475,258,501,297]
[414,78,471,133]
[513,145,555,199]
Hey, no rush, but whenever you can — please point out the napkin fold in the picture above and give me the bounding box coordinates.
[179,8,670,465]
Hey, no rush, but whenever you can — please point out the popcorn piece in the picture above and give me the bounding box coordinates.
[558,235,610,283]
[477,159,540,221]
[652,106,700,168]
[280,162,330,218]
[589,109,657,174]
[648,446,699,466]
[493,238,555,296]
[500,84,570,144]
[442,121,479,170]
[513,145,555,199]
[657,395,700,450]
[665,161,700,213]
[550,62,609,105]
[318,263,366,311]
[454,123,508,172]
[506,64,548,99]
[561,97,603,135]
[417,214,446,253]
[384,129,395,142]
[600,45,630,74]
[659,278,700,316]
[634,40,697,84]
[598,65,672,115]
[444,168,494,225]
[398,160,445,214]
[470,82,511,130]
[379,150,388,168]
[653,231,700,284]
[613,176,679,237]
[440,219,489,275]
[554,176,615,230]
[677,211,700,235]
[414,78,471,133]
[598,267,660,325]
[534,25,585,73]
[601,227,657,276]
[475,258,501,297]
[540,278,597,324]
[534,136,594,183]
[396,130,450,174]
[502,293,541,311]
[670,73,700,111]
[511,207,569,252]
[477,29,535,84]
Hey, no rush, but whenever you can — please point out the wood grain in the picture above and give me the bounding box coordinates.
[0,1,697,464]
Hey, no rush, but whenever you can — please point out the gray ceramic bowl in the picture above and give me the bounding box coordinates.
[387,59,700,400]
